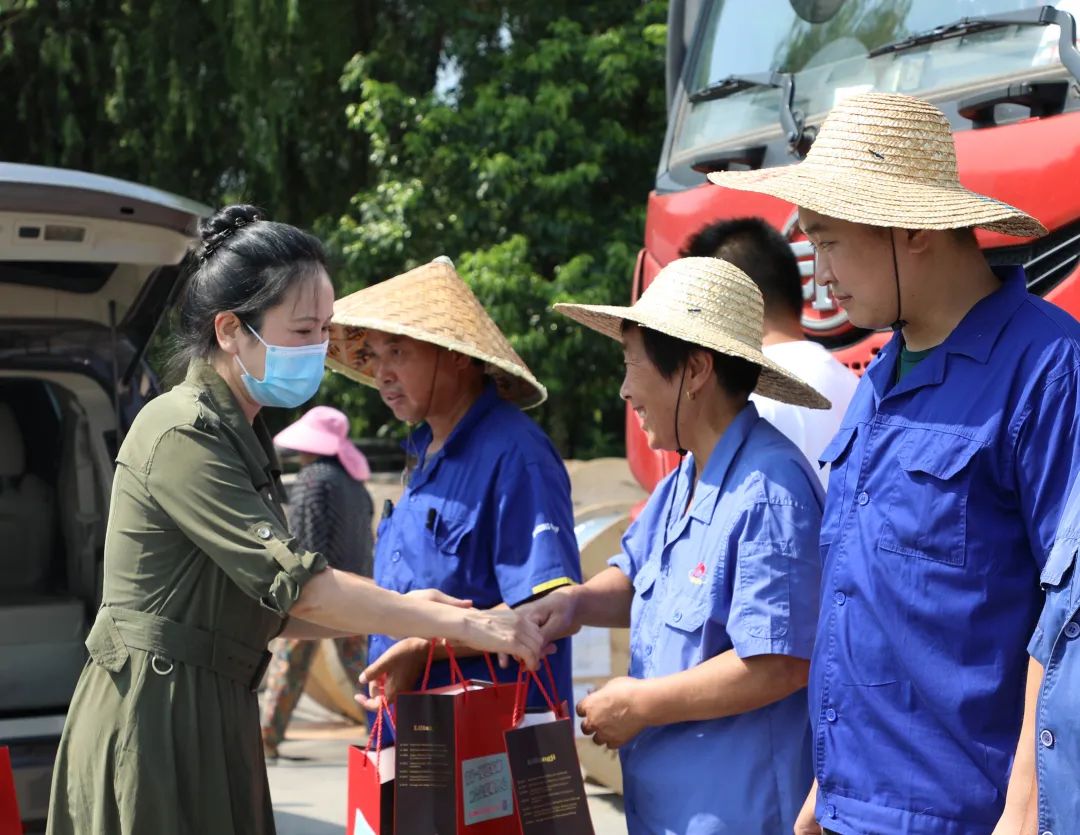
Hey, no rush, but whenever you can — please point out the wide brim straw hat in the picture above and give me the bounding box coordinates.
[327,258,547,409]
[707,92,1046,238]
[554,257,830,409]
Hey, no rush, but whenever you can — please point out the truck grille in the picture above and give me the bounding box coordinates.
[986,219,1080,298]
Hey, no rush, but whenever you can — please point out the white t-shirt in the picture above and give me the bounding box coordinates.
[750,340,860,488]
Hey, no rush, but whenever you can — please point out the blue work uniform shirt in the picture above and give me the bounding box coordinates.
[370,383,581,724]
[1028,473,1080,835]
[811,267,1080,835]
[610,403,824,835]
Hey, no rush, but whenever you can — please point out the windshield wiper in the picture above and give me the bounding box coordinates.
[868,5,1080,84]
[688,72,779,104]
[689,71,816,158]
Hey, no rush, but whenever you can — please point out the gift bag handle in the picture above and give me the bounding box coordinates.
[363,675,396,770]
[419,639,501,690]
[512,657,565,726]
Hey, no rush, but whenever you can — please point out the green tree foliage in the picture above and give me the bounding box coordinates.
[0,0,368,224]
[0,0,668,458]
[324,1,668,456]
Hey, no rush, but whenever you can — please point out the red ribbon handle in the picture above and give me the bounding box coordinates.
[419,638,500,690]
[511,657,565,727]
[363,676,396,771]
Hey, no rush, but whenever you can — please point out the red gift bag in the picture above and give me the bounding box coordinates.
[394,642,520,834]
[347,688,395,835]
[0,746,22,835]
[503,661,595,835]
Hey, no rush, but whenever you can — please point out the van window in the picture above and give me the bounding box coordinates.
[0,261,116,293]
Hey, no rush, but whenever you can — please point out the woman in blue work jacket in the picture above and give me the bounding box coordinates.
[325,258,582,714]
[523,257,831,835]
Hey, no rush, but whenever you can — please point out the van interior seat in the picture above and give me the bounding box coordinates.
[0,402,54,591]
[0,396,85,713]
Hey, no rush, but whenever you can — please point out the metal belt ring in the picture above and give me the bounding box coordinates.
[151,655,175,676]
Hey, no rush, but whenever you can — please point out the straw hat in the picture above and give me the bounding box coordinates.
[707,92,1046,238]
[327,258,547,409]
[554,257,830,409]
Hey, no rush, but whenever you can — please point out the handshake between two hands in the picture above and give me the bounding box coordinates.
[356,585,579,710]
[356,586,650,751]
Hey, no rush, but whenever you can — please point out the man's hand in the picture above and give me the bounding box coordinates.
[576,676,648,750]
[517,585,580,644]
[793,781,822,835]
[356,637,429,710]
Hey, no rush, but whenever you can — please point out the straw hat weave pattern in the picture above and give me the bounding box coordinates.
[328,260,546,409]
[555,257,830,409]
[708,92,1046,238]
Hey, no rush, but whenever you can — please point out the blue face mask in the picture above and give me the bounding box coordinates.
[235,324,328,408]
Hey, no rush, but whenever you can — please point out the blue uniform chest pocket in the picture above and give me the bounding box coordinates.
[879,430,983,567]
[429,504,479,557]
[663,597,708,633]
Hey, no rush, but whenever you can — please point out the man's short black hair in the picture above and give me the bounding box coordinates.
[681,217,803,320]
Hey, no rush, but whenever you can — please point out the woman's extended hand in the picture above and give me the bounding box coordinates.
[406,588,472,608]
[457,607,544,670]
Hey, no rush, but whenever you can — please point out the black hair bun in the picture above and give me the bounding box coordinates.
[199,204,264,260]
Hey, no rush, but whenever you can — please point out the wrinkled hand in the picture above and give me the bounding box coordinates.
[576,676,647,750]
[407,588,473,608]
[356,637,428,710]
[793,785,822,835]
[461,607,544,671]
[517,586,580,644]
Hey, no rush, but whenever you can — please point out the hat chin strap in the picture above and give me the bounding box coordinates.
[889,229,908,332]
[402,349,443,486]
[664,364,690,537]
[418,349,442,425]
[672,363,689,458]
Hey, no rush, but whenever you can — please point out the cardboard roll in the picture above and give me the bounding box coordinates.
[305,638,368,725]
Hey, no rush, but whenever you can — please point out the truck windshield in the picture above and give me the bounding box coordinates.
[669,0,1076,179]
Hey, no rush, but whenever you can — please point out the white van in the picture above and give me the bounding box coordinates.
[0,163,207,827]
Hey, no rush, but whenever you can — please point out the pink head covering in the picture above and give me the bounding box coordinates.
[273,406,371,482]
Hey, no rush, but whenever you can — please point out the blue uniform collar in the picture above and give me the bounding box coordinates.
[866,265,1028,402]
[668,402,759,530]
[404,382,502,483]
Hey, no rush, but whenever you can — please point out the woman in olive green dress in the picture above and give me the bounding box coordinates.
[46,205,543,835]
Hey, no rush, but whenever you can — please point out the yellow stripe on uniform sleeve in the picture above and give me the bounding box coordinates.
[531,576,575,596]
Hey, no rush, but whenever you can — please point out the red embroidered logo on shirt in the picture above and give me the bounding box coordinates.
[688,561,707,585]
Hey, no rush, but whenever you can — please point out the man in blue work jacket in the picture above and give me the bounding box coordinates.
[997,467,1080,835]
[711,92,1080,835]
[325,258,581,716]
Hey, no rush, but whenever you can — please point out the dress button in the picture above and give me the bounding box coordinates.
[645,645,653,656]
[392,550,402,563]
[1065,622,1080,639]
[256,525,272,540]
[1041,830,1053,835]
[1040,729,1055,748]
[834,591,847,606]
[826,804,837,819]
[825,708,838,723]
[673,612,682,622]
[857,491,869,506]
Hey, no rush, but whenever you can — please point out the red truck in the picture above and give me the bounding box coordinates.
[627,0,1080,494]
